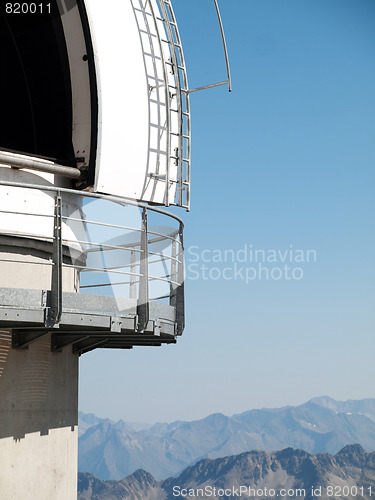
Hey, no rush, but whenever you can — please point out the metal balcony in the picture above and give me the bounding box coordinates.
[0,180,184,355]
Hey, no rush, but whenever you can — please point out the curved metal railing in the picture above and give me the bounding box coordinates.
[0,180,184,336]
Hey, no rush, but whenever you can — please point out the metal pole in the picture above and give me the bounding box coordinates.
[170,239,177,307]
[0,151,82,179]
[137,209,149,332]
[129,250,137,300]
[175,223,185,335]
[47,194,63,326]
[213,0,232,92]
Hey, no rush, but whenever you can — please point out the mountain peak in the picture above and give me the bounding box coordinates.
[307,396,338,409]
[123,469,157,485]
[79,397,375,481]
[335,444,367,466]
[79,446,375,500]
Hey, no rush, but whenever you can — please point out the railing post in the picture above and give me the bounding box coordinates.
[175,223,185,335]
[137,208,149,331]
[129,249,137,300]
[47,193,63,326]
[170,239,177,307]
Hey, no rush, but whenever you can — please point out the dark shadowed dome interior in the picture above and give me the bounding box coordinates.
[0,2,75,165]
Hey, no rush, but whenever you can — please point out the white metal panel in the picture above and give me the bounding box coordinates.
[0,167,84,248]
[89,0,178,205]
[60,3,93,170]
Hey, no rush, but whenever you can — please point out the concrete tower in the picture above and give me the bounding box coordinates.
[0,0,230,498]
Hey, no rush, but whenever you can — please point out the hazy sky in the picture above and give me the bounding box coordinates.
[79,0,375,423]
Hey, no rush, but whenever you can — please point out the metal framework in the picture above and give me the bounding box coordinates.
[0,0,233,357]
[0,0,231,213]
[0,181,185,355]
[184,0,232,94]
[146,0,191,209]
[146,0,232,208]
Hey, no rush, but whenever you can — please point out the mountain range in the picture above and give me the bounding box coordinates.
[78,397,375,480]
[78,444,375,499]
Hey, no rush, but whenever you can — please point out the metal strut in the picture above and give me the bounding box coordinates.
[47,194,63,326]
[137,208,150,331]
[175,223,185,335]
[0,150,83,179]
[213,0,232,92]
[186,0,232,94]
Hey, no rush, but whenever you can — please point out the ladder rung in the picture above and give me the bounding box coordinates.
[169,179,190,187]
[149,99,167,105]
[150,123,167,129]
[144,53,161,60]
[140,30,157,37]
[166,61,184,71]
[133,7,152,15]
[147,76,164,82]
[170,109,190,117]
[149,173,166,180]
[170,132,190,140]
[150,149,167,155]
[168,181,189,187]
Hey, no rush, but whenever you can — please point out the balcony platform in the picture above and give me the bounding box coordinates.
[0,288,177,355]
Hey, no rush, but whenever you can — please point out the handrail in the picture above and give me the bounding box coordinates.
[0,179,184,225]
[184,0,232,95]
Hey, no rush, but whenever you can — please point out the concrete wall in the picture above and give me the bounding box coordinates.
[0,241,79,292]
[0,330,79,500]
[0,236,80,499]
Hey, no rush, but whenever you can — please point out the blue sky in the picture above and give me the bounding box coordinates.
[79,0,375,423]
